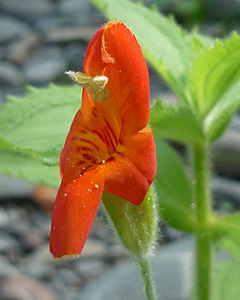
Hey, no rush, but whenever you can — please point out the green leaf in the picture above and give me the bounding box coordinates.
[150,98,204,145]
[204,79,240,141]
[212,260,240,300]
[89,0,193,103]
[0,84,80,166]
[213,213,240,259]
[190,32,240,118]
[154,139,196,232]
[188,31,215,53]
[0,148,60,188]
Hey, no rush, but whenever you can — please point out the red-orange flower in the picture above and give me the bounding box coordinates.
[50,21,156,258]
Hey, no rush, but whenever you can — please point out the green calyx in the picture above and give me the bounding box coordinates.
[102,185,158,255]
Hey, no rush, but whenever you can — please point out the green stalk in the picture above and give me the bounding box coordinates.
[193,143,213,300]
[139,255,157,300]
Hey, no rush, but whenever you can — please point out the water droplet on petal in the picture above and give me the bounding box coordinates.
[94,184,99,189]
[64,193,67,197]
[87,188,92,192]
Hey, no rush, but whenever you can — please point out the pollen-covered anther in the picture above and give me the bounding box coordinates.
[65,71,109,102]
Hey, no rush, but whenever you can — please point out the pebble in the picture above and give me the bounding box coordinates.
[75,259,106,278]
[76,237,194,300]
[0,16,31,43]
[209,0,240,21]
[46,26,97,43]
[57,0,93,26]
[0,0,54,20]
[0,234,19,254]
[0,176,33,199]
[21,245,54,279]
[0,207,29,232]
[0,47,7,60]
[8,33,41,65]
[80,238,106,258]
[0,61,23,86]
[0,208,10,228]
[35,15,69,34]
[0,86,26,105]
[63,43,86,70]
[213,177,240,208]
[0,276,59,300]
[50,268,82,299]
[20,227,46,253]
[23,47,67,84]
[0,254,20,277]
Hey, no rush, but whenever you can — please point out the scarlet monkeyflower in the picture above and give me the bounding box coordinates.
[50,21,156,258]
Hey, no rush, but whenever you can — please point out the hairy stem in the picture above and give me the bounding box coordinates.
[139,255,157,300]
[193,143,212,300]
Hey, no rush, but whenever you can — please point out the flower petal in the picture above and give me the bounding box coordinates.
[83,21,150,134]
[60,93,120,178]
[104,129,156,205]
[50,168,105,258]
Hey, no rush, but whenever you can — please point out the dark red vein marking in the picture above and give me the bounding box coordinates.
[103,116,118,146]
[72,137,100,151]
[91,129,106,144]
[76,146,92,153]
[116,151,125,157]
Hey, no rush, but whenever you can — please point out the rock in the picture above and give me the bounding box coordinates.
[0,276,59,300]
[0,47,6,60]
[76,237,194,300]
[1,207,29,230]
[80,238,106,258]
[0,0,54,20]
[149,69,171,100]
[208,0,240,21]
[31,210,51,237]
[0,16,31,43]
[33,185,57,213]
[213,177,240,208]
[46,26,98,43]
[21,245,54,279]
[0,61,23,86]
[0,176,33,199]
[63,43,86,70]
[8,33,41,65]
[20,227,46,253]
[0,92,5,105]
[75,259,106,278]
[0,234,19,254]
[0,86,26,106]
[0,255,20,277]
[35,15,68,33]
[23,47,66,84]
[51,268,81,299]
[0,208,9,229]
[105,245,125,263]
[212,116,240,179]
[57,0,93,26]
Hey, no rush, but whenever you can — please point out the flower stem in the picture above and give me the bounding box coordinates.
[193,143,212,300]
[139,255,157,300]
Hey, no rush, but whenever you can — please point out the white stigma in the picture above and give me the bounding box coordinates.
[65,70,109,102]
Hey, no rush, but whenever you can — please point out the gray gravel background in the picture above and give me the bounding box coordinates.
[0,0,240,299]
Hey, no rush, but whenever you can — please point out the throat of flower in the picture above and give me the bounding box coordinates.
[65,71,109,102]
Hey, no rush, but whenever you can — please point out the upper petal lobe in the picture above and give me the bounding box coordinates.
[83,22,150,134]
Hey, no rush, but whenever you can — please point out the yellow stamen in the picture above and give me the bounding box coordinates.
[65,71,109,102]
